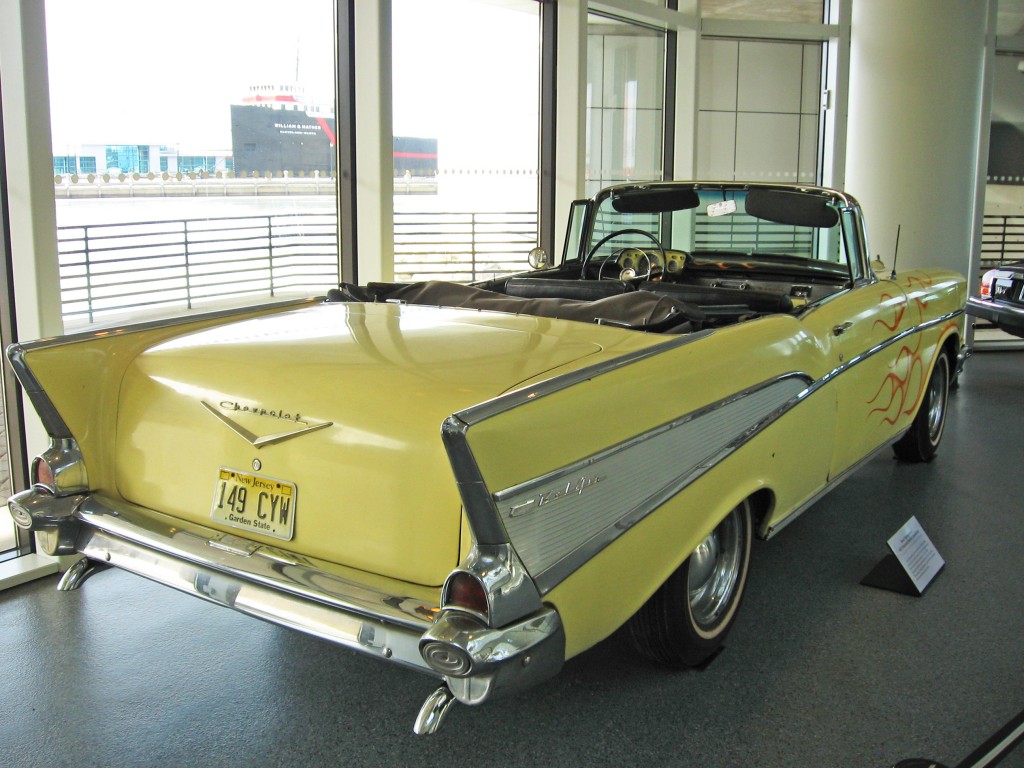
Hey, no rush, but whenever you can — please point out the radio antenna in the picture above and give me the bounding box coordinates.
[890,225,901,280]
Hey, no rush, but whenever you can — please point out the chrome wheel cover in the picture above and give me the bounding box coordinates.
[687,509,743,630]
[926,357,949,444]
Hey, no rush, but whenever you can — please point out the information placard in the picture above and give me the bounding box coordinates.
[861,516,944,596]
[887,516,945,594]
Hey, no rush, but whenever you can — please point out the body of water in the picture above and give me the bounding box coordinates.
[55,173,540,227]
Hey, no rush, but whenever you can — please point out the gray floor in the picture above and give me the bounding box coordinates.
[1,351,1022,768]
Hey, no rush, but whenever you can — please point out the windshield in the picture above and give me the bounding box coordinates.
[584,185,857,281]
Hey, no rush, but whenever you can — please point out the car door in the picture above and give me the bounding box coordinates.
[799,276,915,480]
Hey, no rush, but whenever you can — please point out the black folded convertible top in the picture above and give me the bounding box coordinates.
[332,280,705,331]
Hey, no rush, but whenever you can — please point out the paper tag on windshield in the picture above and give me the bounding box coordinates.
[707,200,737,217]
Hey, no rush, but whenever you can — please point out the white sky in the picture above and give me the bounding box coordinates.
[45,0,539,167]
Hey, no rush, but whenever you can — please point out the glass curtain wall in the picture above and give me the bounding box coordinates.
[697,38,823,184]
[391,0,540,283]
[586,15,667,197]
[44,0,340,330]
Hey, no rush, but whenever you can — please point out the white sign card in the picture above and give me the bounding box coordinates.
[887,516,945,594]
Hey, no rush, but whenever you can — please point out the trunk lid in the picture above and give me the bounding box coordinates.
[113,301,613,586]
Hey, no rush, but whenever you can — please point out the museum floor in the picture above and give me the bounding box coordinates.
[1,350,1022,768]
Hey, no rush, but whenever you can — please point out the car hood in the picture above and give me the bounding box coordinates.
[113,301,663,586]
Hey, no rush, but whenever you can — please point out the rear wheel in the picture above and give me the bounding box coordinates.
[893,352,950,463]
[627,500,752,667]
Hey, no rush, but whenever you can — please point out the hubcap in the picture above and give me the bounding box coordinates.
[926,358,949,444]
[687,509,743,630]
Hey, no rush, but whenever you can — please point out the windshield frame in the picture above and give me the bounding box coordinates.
[569,182,871,285]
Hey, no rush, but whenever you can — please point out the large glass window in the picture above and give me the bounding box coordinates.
[697,39,822,184]
[45,0,339,329]
[391,0,540,283]
[586,15,667,196]
[702,0,825,23]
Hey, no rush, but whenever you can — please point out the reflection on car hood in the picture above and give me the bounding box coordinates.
[112,301,666,586]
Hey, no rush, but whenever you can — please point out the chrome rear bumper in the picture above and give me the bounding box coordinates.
[7,490,565,732]
[28,492,441,672]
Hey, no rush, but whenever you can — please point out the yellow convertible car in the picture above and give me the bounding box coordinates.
[7,182,966,733]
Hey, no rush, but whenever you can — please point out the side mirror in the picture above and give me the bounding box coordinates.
[527,247,550,270]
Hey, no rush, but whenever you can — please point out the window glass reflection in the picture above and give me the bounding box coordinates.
[391,0,540,283]
[697,39,822,184]
[586,15,666,196]
[702,0,825,23]
[45,0,339,330]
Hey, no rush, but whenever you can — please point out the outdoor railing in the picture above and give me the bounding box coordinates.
[394,211,537,282]
[57,211,538,326]
[57,211,1022,327]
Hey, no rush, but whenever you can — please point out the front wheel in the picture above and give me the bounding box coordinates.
[893,352,950,463]
[627,500,752,668]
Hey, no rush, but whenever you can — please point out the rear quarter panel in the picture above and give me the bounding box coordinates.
[461,315,839,659]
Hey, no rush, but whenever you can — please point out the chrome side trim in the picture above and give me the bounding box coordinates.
[6,297,322,441]
[495,374,812,593]
[444,308,963,595]
[454,329,715,428]
[810,309,964,395]
[441,330,715,548]
[759,434,905,540]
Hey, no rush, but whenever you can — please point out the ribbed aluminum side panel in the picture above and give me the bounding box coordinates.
[495,376,809,581]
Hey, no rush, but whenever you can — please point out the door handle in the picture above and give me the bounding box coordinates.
[832,322,854,336]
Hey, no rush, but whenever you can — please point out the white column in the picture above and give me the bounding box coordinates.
[0,0,65,583]
[0,0,63,340]
[354,0,395,283]
[845,0,991,275]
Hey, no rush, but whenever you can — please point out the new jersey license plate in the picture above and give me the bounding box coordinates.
[211,468,296,541]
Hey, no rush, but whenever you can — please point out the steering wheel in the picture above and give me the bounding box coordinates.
[598,248,653,281]
[586,228,666,281]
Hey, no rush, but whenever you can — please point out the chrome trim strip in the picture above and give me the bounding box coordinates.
[809,309,963,395]
[494,372,813,505]
[445,307,963,595]
[11,296,322,353]
[454,329,715,428]
[759,434,904,540]
[496,374,813,593]
[442,331,714,547]
[5,297,322,441]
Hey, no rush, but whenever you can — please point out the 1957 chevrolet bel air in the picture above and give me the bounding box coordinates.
[7,182,967,733]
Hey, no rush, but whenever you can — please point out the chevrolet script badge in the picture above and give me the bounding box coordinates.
[202,400,333,448]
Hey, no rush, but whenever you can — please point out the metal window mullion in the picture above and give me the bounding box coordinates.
[335,0,357,284]
[539,0,557,258]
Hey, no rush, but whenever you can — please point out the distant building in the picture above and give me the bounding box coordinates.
[51,84,438,180]
[52,144,231,177]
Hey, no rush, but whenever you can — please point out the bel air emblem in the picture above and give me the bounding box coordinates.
[507,474,605,518]
[202,400,333,449]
